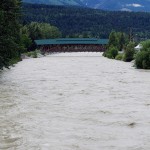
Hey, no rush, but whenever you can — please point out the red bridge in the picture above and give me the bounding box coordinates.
[35,38,109,53]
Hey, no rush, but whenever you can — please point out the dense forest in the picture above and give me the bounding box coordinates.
[22,3,150,39]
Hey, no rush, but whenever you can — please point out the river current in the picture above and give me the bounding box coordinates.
[0,52,150,150]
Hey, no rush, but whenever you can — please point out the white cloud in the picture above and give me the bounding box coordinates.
[126,3,144,7]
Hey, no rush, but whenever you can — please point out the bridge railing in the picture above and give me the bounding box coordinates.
[41,44,106,53]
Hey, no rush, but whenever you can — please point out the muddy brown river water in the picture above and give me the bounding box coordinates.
[0,52,150,150]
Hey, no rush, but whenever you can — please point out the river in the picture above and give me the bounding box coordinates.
[0,52,150,150]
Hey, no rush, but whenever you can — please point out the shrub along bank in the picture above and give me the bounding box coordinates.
[135,40,150,69]
[103,31,134,61]
[103,31,150,69]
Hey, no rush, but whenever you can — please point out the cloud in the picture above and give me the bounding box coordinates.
[126,3,144,8]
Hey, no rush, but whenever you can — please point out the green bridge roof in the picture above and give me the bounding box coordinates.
[35,38,109,45]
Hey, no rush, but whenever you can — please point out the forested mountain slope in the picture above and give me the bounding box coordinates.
[22,3,150,38]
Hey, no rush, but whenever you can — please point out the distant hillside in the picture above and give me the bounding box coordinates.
[81,0,150,12]
[22,0,150,12]
[22,3,150,39]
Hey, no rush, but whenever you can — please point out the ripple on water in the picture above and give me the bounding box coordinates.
[0,52,150,150]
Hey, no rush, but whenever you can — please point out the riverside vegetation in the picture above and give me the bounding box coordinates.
[0,0,61,69]
[135,40,150,69]
[103,31,150,69]
[0,1,150,69]
[0,0,22,69]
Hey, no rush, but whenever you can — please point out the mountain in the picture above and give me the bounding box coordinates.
[23,0,150,12]
[81,0,150,12]
[23,3,150,39]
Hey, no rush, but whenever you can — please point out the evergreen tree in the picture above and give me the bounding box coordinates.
[118,32,126,51]
[0,0,22,69]
[123,42,135,62]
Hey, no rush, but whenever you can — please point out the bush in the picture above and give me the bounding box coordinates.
[25,51,37,58]
[32,51,37,58]
[104,46,118,59]
[140,40,150,51]
[115,53,123,60]
[135,50,150,69]
[9,57,22,66]
[123,42,135,62]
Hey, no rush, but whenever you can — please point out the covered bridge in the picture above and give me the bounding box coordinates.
[35,38,109,53]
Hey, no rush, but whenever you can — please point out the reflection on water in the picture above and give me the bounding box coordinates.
[0,52,150,150]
